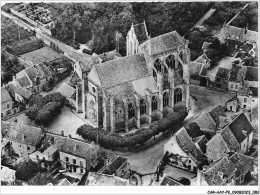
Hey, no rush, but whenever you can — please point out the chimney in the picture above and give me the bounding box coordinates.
[61,131,64,136]
[13,75,16,82]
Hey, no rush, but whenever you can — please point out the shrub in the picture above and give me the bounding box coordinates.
[77,106,188,149]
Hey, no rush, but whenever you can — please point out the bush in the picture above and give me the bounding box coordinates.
[83,49,93,55]
[77,106,188,149]
[72,43,80,50]
[25,92,66,125]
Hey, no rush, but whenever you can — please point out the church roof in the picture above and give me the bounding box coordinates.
[149,31,184,56]
[95,53,149,90]
[133,22,149,44]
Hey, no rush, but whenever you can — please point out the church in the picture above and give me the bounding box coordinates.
[76,22,191,133]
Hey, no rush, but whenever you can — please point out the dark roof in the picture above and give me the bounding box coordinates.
[60,138,96,159]
[16,76,31,88]
[175,128,208,167]
[203,157,237,185]
[95,53,149,89]
[1,87,12,104]
[245,67,258,81]
[229,153,253,176]
[23,63,52,84]
[220,127,240,152]
[1,121,42,146]
[227,113,254,143]
[133,22,148,44]
[229,65,247,82]
[209,105,227,127]
[206,134,230,162]
[100,156,127,175]
[160,176,183,186]
[149,31,184,56]
[216,67,230,79]
[249,87,258,97]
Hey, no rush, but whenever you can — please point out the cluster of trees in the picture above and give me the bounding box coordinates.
[25,92,67,125]
[186,122,214,140]
[15,160,47,182]
[204,2,258,31]
[50,2,212,55]
[77,106,188,149]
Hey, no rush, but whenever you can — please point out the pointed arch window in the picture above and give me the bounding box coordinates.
[154,59,163,72]
[163,92,169,107]
[174,88,182,104]
[140,99,147,115]
[166,54,176,69]
[151,96,158,111]
[128,102,135,119]
[153,69,157,82]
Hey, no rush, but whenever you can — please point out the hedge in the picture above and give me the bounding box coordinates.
[76,106,188,149]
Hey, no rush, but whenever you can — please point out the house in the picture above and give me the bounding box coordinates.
[214,67,231,90]
[15,63,53,92]
[220,112,254,154]
[237,85,258,111]
[250,106,258,140]
[98,155,129,179]
[1,121,43,158]
[126,21,149,56]
[244,67,258,88]
[1,87,13,117]
[6,82,32,108]
[194,54,211,69]
[225,97,238,112]
[208,105,227,128]
[229,152,254,185]
[59,138,100,175]
[57,83,76,108]
[164,127,208,172]
[1,166,16,185]
[91,50,122,65]
[73,59,92,80]
[160,176,184,186]
[193,135,208,153]
[197,156,237,186]
[206,134,230,162]
[86,172,129,186]
[1,140,11,159]
[48,173,80,186]
[196,112,217,134]
[228,64,247,92]
[84,30,190,132]
[189,61,208,86]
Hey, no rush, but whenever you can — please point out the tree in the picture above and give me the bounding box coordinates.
[28,172,53,185]
[15,160,46,181]
[186,122,203,138]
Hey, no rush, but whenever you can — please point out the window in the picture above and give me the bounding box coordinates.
[179,51,184,62]
[7,104,9,109]
[73,159,76,164]
[36,155,39,159]
[80,168,84,174]
[43,157,45,161]
[92,87,96,93]
[20,145,22,147]
[174,88,182,104]
[151,96,158,111]
[166,54,175,69]
[235,84,238,89]
[244,98,247,103]
[140,99,147,115]
[230,84,233,88]
[154,59,163,72]
[240,174,244,183]
[80,161,83,173]
[163,92,169,107]
[66,157,69,162]
[128,102,135,119]
[27,146,30,151]
[153,69,157,82]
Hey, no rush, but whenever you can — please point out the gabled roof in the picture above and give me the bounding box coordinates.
[1,121,42,146]
[60,138,97,159]
[99,156,127,175]
[175,128,208,168]
[203,157,237,185]
[87,172,128,186]
[133,22,149,44]
[194,135,208,153]
[209,105,227,127]
[228,65,247,82]
[57,83,76,98]
[229,152,254,176]
[227,113,254,144]
[160,176,183,186]
[194,54,210,64]
[220,127,240,152]
[16,75,31,88]
[190,62,204,76]
[206,134,230,162]
[7,83,32,99]
[216,67,230,79]
[196,113,216,133]
[245,67,258,81]
[57,178,73,186]
[1,87,12,104]
[149,31,184,56]
[94,53,149,89]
